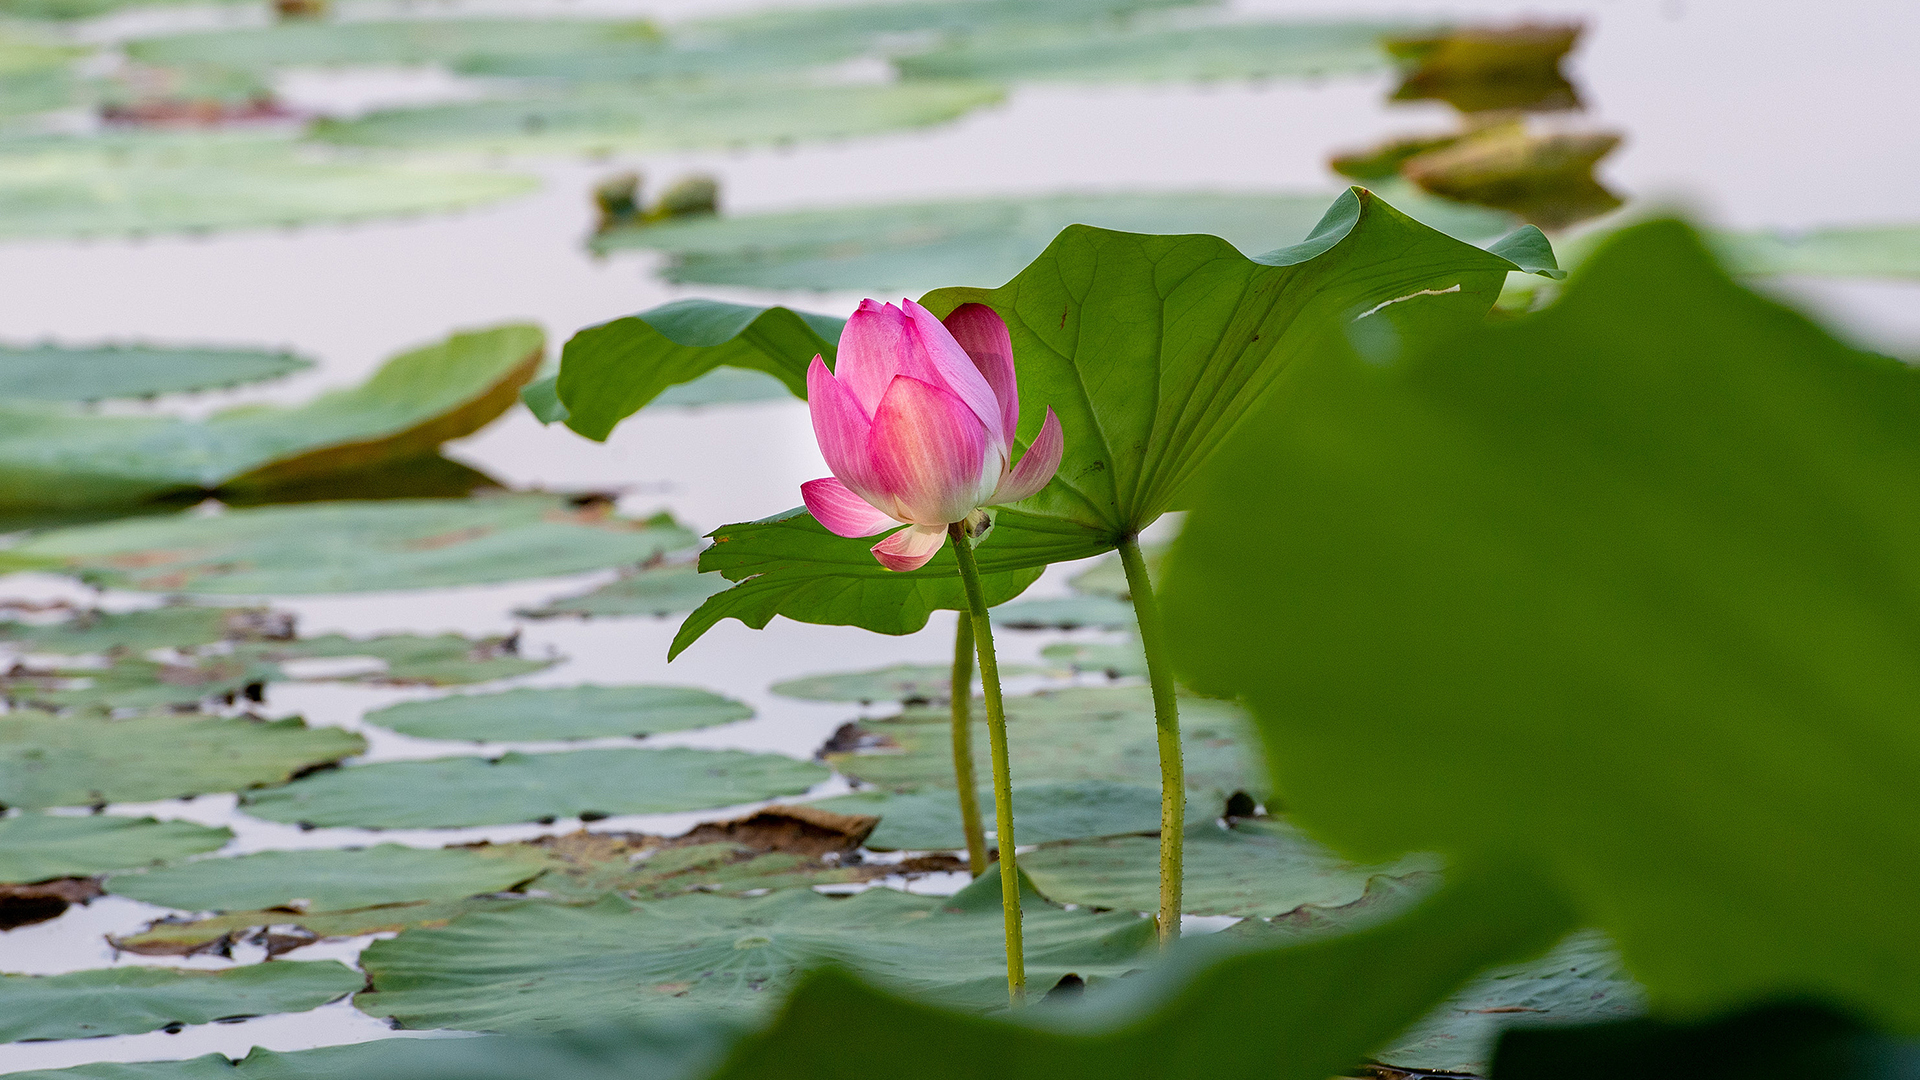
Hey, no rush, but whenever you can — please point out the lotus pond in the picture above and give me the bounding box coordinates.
[1,0,1917,1077]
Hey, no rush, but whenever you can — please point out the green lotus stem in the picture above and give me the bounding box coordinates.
[949,615,990,877]
[1118,534,1183,945]
[948,520,1025,1002]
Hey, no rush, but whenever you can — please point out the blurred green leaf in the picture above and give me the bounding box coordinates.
[0,813,231,884]
[0,962,363,1042]
[1492,1002,1920,1080]
[1162,219,1920,1030]
[0,343,311,402]
[365,685,751,742]
[897,18,1401,83]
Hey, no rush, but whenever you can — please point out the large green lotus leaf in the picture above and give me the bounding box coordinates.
[1720,223,1920,280]
[706,861,1580,1080]
[0,714,364,809]
[310,80,1005,156]
[1021,819,1440,917]
[0,961,363,1042]
[0,813,231,883]
[515,563,732,619]
[648,367,794,408]
[0,343,311,402]
[809,780,1163,850]
[0,133,536,241]
[2,495,693,594]
[106,845,550,912]
[1161,220,1920,1029]
[1374,931,1644,1074]
[616,194,1555,650]
[825,686,1263,803]
[768,662,1041,704]
[896,19,1401,83]
[356,869,1153,1032]
[0,324,543,509]
[125,19,663,74]
[992,594,1136,630]
[365,686,751,742]
[240,748,828,828]
[668,508,1074,657]
[590,190,1518,295]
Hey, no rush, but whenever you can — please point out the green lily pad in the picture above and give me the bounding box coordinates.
[106,845,551,913]
[0,343,311,402]
[992,595,1136,630]
[365,686,751,743]
[1039,637,1147,677]
[125,19,664,75]
[311,80,1005,156]
[593,190,1519,295]
[0,133,537,242]
[768,662,1039,704]
[0,654,276,713]
[264,633,555,686]
[1375,931,1645,1074]
[355,869,1152,1032]
[112,897,512,957]
[1020,819,1442,917]
[825,686,1265,806]
[0,813,231,883]
[0,714,364,809]
[240,748,828,828]
[516,563,730,620]
[809,781,1163,850]
[0,323,544,510]
[0,605,276,657]
[900,18,1400,83]
[3,495,693,594]
[0,961,363,1042]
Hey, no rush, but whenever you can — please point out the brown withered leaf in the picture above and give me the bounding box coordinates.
[0,877,104,930]
[1386,23,1583,113]
[1401,125,1623,230]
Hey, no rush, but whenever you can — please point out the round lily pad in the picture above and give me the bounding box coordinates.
[991,595,1137,631]
[809,781,1163,850]
[365,686,752,743]
[769,663,1039,705]
[106,844,552,913]
[240,748,828,829]
[516,564,729,619]
[0,813,232,884]
[0,344,311,403]
[0,961,363,1042]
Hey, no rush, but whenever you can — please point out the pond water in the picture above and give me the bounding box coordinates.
[1,0,1916,1072]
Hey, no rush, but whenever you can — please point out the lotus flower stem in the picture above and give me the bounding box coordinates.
[1118,534,1184,945]
[949,615,990,877]
[948,519,1025,1002]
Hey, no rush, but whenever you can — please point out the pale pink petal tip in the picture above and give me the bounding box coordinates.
[871,523,948,572]
[991,407,1064,505]
[941,303,1019,443]
[803,477,897,538]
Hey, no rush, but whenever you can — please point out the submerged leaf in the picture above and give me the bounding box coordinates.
[364,685,751,742]
[0,343,311,402]
[0,813,231,884]
[0,962,363,1042]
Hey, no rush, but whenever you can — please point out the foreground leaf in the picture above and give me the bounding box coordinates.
[0,814,231,884]
[0,962,363,1042]
[0,324,543,509]
[106,845,550,913]
[0,714,364,808]
[1162,219,1920,1029]
[3,495,693,594]
[0,343,311,402]
[240,748,827,828]
[1493,1001,1920,1080]
[355,869,1153,1032]
[364,685,751,742]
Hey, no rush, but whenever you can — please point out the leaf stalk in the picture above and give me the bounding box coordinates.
[949,615,989,877]
[1118,533,1184,944]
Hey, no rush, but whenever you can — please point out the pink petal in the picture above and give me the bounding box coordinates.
[869,374,996,526]
[990,407,1064,505]
[807,355,882,497]
[802,477,898,538]
[834,299,912,415]
[941,303,1019,444]
[871,523,948,572]
[900,299,1004,453]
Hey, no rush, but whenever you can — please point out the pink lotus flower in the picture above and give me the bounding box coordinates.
[801,299,1064,572]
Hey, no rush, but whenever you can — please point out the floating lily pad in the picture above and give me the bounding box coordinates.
[1374,931,1646,1074]
[0,324,543,510]
[824,686,1265,805]
[0,961,363,1043]
[265,633,554,686]
[0,654,273,713]
[106,845,551,913]
[0,133,537,242]
[1021,819,1441,917]
[1040,638,1146,677]
[897,18,1400,83]
[0,605,280,657]
[1401,123,1624,231]
[0,814,231,884]
[0,714,364,809]
[125,19,664,75]
[1385,23,1582,113]
[241,748,827,828]
[113,897,510,957]
[769,662,1038,704]
[1064,543,1167,599]
[992,595,1136,630]
[516,563,730,619]
[312,80,1005,156]
[1720,224,1920,280]
[3,495,692,594]
[594,190,1518,294]
[356,869,1151,1032]
[810,780,1164,850]
[365,686,751,743]
[0,344,312,403]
